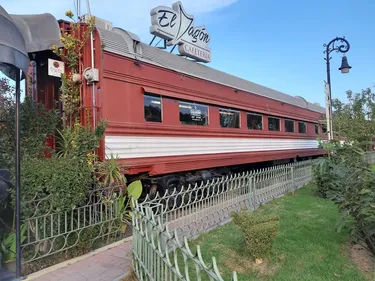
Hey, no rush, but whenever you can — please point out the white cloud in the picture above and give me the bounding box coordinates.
[1,0,238,41]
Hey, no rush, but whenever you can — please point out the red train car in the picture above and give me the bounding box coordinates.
[88,16,326,191]
[9,6,326,194]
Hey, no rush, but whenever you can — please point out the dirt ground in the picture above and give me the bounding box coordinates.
[349,243,374,280]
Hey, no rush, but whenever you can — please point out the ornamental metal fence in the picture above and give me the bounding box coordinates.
[9,150,375,273]
[132,205,238,281]
[132,159,315,281]
[20,184,125,265]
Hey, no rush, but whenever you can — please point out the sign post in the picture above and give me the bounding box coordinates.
[324,80,332,140]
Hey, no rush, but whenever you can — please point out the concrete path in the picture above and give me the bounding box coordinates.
[25,238,132,281]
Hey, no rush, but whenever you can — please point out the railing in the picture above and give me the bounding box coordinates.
[15,150,375,273]
[132,160,315,280]
[140,170,252,239]
[21,184,124,265]
[253,160,313,208]
[132,205,238,281]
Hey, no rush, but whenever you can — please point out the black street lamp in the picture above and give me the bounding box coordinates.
[0,5,29,280]
[323,37,352,140]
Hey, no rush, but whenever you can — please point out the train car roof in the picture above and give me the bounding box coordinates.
[97,26,325,114]
[0,4,325,114]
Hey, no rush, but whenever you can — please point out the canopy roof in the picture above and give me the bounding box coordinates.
[10,13,61,53]
[0,5,61,75]
[0,5,29,74]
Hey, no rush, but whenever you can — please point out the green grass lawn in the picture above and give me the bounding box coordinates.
[188,184,371,281]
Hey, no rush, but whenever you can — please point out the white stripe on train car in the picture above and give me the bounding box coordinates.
[104,136,319,159]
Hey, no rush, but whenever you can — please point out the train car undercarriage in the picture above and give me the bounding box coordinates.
[132,155,317,199]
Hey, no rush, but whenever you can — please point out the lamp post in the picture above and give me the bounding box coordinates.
[323,37,352,140]
[0,5,30,279]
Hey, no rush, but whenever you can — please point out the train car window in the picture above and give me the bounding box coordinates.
[144,94,162,122]
[285,119,295,132]
[322,124,327,134]
[247,113,262,130]
[298,121,307,133]
[179,101,208,126]
[220,108,240,128]
[268,117,280,131]
[315,124,319,134]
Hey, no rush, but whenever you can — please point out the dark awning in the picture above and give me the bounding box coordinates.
[10,13,62,53]
[0,5,29,74]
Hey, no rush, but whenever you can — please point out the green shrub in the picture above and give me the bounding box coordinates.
[314,141,375,254]
[66,226,99,257]
[0,95,59,177]
[20,157,92,216]
[231,210,280,259]
[313,157,344,199]
[55,120,107,162]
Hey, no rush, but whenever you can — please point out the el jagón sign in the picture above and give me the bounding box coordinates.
[150,1,212,63]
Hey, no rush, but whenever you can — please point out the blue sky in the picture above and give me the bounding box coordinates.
[2,0,374,106]
[203,0,374,106]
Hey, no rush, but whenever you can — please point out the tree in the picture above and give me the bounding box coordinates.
[314,84,375,255]
[0,78,15,128]
[314,141,375,254]
[331,87,375,149]
[0,77,59,175]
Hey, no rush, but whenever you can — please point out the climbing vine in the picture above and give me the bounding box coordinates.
[51,11,95,127]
